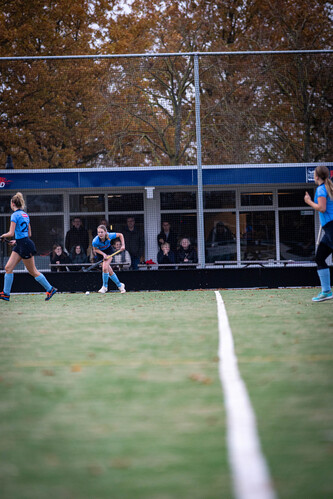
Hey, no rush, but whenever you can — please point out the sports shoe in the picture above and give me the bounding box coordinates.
[118,283,126,293]
[312,290,333,302]
[45,287,57,301]
[98,286,108,294]
[0,291,10,301]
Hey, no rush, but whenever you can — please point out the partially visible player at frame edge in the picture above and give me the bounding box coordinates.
[92,224,126,294]
[304,165,333,302]
[0,192,57,302]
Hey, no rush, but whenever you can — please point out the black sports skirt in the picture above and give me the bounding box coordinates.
[13,237,37,259]
[322,220,333,250]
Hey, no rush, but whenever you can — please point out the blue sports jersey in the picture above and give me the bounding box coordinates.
[315,184,333,227]
[11,209,30,239]
[92,232,117,251]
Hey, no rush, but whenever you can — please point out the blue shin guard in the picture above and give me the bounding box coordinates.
[317,268,331,293]
[35,273,53,292]
[110,273,121,288]
[103,272,109,287]
[4,273,14,295]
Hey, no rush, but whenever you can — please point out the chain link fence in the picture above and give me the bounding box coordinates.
[0,50,332,271]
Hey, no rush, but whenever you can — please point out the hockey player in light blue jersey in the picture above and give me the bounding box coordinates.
[92,224,126,294]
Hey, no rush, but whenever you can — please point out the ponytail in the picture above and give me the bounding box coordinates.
[11,192,25,210]
[324,177,333,200]
[315,165,333,200]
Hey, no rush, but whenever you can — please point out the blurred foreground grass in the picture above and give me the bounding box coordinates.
[1,288,332,498]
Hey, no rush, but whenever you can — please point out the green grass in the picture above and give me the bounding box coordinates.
[1,288,333,498]
[223,288,333,499]
[0,291,228,499]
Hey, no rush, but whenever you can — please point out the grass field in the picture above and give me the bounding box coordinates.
[1,288,333,499]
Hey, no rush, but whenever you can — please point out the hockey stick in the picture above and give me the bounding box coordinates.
[0,237,11,244]
[316,226,323,249]
[83,249,122,272]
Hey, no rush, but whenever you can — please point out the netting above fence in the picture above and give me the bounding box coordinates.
[0,51,332,274]
[1,51,332,169]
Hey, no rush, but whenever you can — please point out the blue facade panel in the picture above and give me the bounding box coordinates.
[1,164,329,190]
[202,167,306,185]
[0,172,79,190]
[79,169,197,188]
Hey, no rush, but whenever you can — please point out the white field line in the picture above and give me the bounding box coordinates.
[215,291,276,499]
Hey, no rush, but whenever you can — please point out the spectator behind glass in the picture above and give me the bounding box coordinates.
[176,237,198,266]
[123,216,144,270]
[207,221,234,244]
[157,242,176,268]
[65,217,89,254]
[112,239,131,271]
[69,244,89,271]
[157,221,178,253]
[50,243,70,272]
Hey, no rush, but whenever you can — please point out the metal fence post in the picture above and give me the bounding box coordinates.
[193,54,205,268]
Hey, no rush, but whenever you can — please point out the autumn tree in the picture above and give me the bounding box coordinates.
[237,0,333,163]
[96,0,259,166]
[100,0,333,165]
[0,0,112,168]
[0,0,332,168]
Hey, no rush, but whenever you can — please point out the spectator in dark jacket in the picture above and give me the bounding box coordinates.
[123,216,144,270]
[157,242,176,268]
[157,221,178,253]
[176,237,198,267]
[69,244,89,271]
[65,217,89,254]
[50,244,70,272]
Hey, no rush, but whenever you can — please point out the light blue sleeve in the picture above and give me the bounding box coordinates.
[92,236,100,248]
[315,184,326,202]
[108,232,118,241]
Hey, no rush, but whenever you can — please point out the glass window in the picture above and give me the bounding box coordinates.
[108,193,144,212]
[241,192,273,206]
[204,191,235,209]
[79,215,109,246]
[205,213,236,262]
[279,210,315,261]
[0,195,12,214]
[240,211,275,260]
[278,188,314,207]
[29,215,64,255]
[66,215,117,254]
[70,194,105,212]
[64,215,116,254]
[0,216,11,261]
[108,214,145,260]
[108,214,144,234]
[0,215,10,234]
[27,194,63,212]
[160,192,196,210]
[158,213,197,248]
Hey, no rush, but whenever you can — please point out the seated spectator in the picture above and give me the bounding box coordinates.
[69,244,89,271]
[176,237,198,267]
[50,244,70,272]
[111,238,131,271]
[157,242,176,268]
